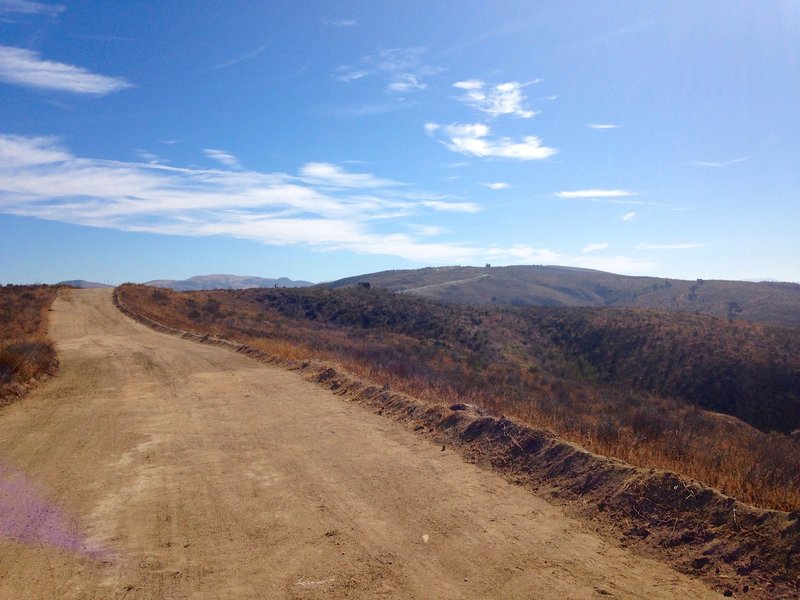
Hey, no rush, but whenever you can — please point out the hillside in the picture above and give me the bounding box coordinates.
[145,273,314,291]
[528,307,800,433]
[116,284,800,511]
[324,265,800,328]
[0,285,59,404]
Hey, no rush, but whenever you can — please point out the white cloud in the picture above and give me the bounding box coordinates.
[587,123,619,129]
[334,47,439,95]
[453,79,537,118]
[426,122,557,160]
[635,242,708,250]
[480,182,510,190]
[582,242,609,253]
[0,45,132,94]
[135,149,163,164]
[556,189,635,199]
[0,0,64,15]
[299,162,398,188]
[0,138,662,271]
[323,18,357,27]
[452,80,482,90]
[0,133,71,166]
[333,67,369,82]
[621,212,636,221]
[204,149,242,170]
[387,73,425,93]
[1,139,652,274]
[0,133,504,264]
[691,157,749,168]
[484,244,559,262]
[409,224,448,236]
[419,199,480,212]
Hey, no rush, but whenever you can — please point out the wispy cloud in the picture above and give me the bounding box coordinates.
[212,43,270,71]
[204,149,241,170]
[334,47,439,95]
[0,0,63,16]
[299,162,398,188]
[387,73,425,93]
[409,224,448,236]
[135,149,164,164]
[418,198,480,212]
[587,123,619,129]
[691,157,749,168]
[334,68,369,82]
[323,18,357,27]
[452,80,538,118]
[582,242,609,253]
[0,133,541,265]
[0,136,660,272]
[621,212,636,221]
[425,122,557,160]
[480,182,510,190]
[0,133,71,166]
[0,45,132,94]
[556,189,635,199]
[635,242,708,250]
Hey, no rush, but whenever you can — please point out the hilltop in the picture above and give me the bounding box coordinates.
[324,265,800,328]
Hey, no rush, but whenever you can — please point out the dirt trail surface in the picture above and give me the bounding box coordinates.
[400,274,489,294]
[0,289,719,599]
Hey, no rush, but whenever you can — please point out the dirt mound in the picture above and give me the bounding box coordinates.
[114,289,800,599]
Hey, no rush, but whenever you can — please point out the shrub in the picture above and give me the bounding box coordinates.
[0,285,59,404]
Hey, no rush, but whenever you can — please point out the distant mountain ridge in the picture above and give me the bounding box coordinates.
[323,265,800,328]
[146,274,314,291]
[57,280,114,289]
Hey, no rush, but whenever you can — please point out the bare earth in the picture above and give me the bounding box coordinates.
[0,289,719,599]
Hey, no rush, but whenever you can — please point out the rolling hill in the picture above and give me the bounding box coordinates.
[323,265,800,328]
[145,274,314,291]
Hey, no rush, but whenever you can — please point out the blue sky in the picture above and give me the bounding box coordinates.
[1,0,798,284]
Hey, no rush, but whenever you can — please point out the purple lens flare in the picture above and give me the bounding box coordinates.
[0,462,108,559]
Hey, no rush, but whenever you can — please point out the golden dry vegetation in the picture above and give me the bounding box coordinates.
[116,283,800,511]
[0,285,59,405]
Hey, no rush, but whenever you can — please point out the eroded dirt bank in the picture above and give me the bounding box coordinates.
[1,289,725,598]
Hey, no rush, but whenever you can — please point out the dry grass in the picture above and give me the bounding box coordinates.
[0,285,59,403]
[117,284,800,511]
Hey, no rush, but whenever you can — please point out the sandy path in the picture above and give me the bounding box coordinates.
[0,289,718,599]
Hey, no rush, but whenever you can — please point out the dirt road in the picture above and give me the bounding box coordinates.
[0,289,718,599]
[400,274,489,294]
